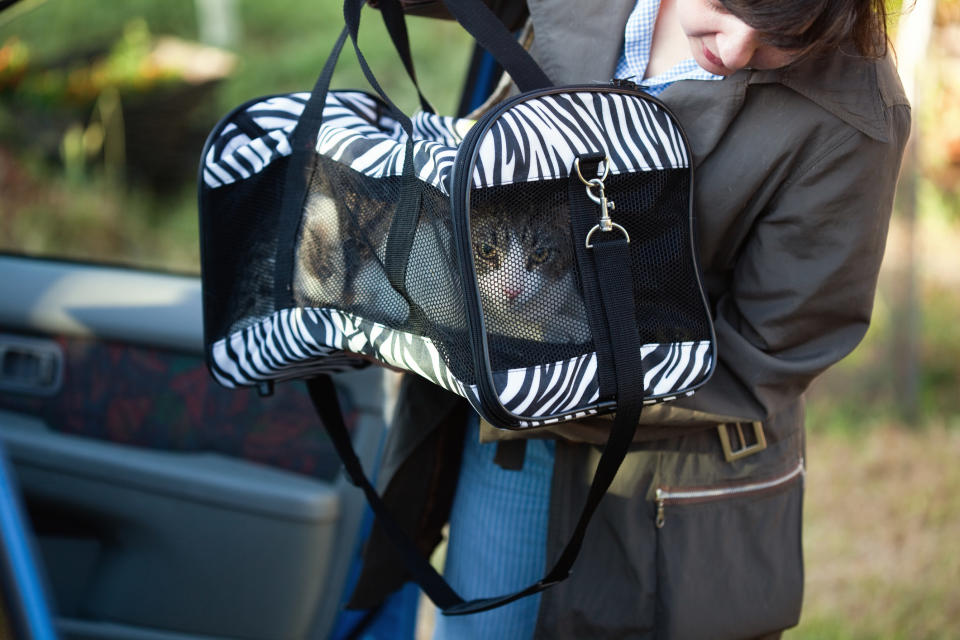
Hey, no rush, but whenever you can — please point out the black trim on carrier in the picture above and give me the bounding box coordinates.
[449,83,716,429]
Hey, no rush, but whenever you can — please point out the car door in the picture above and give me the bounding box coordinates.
[0,2,391,638]
[0,255,390,640]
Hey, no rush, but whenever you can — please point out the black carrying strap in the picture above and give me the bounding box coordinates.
[276,0,554,308]
[293,0,644,615]
[306,377,640,616]
[304,179,646,614]
[569,156,618,400]
[376,0,435,113]
[275,0,418,308]
[307,375,464,610]
[359,0,554,300]
[274,25,351,308]
[440,0,551,92]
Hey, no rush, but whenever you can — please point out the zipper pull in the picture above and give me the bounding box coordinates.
[611,77,640,91]
[655,488,666,529]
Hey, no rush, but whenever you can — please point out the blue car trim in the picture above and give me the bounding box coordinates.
[0,439,58,640]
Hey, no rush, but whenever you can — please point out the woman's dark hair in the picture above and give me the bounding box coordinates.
[720,0,889,58]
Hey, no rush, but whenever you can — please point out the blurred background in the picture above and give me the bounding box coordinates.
[0,1,957,638]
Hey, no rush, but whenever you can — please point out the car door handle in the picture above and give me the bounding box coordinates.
[0,334,63,396]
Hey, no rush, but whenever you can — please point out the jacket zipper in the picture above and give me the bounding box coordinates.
[655,458,805,529]
[449,82,687,428]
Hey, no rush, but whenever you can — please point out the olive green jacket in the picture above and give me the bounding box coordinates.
[477,1,913,446]
[350,3,910,635]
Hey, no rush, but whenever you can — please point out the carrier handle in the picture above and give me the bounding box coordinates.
[288,0,429,157]
[275,0,420,309]
[371,0,554,96]
[276,0,554,307]
[377,0,436,114]
[439,0,552,92]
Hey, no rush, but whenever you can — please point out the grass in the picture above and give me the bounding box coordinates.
[790,193,960,640]
[787,425,960,640]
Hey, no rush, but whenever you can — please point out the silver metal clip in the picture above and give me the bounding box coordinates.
[574,157,630,249]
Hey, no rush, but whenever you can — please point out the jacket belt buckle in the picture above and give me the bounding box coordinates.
[717,422,767,462]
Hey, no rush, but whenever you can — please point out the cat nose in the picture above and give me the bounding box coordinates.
[504,285,522,301]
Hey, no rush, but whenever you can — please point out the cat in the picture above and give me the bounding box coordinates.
[293,169,411,326]
[470,206,590,344]
[293,168,590,345]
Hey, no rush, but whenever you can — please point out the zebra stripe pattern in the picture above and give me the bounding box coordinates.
[208,308,370,388]
[202,89,688,193]
[209,308,713,428]
[202,92,307,188]
[202,91,468,193]
[472,92,689,187]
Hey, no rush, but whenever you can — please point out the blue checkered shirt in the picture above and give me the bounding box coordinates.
[614,0,722,95]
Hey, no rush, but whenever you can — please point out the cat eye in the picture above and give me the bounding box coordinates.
[530,248,551,264]
[478,243,499,260]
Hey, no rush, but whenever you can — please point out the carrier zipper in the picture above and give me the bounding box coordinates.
[654,458,805,529]
[610,77,641,91]
[449,83,686,427]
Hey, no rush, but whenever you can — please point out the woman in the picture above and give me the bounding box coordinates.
[350,0,910,638]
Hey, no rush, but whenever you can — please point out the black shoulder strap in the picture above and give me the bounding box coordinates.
[440,0,552,92]
[376,0,434,113]
[306,375,464,610]
[296,0,640,617]
[305,182,645,614]
[307,371,639,615]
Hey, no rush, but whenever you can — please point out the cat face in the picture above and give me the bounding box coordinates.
[473,216,567,305]
[293,168,401,318]
[471,209,589,342]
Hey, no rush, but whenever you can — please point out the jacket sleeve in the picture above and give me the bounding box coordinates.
[673,101,912,427]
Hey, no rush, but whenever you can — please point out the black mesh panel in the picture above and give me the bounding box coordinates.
[200,161,285,342]
[469,170,709,373]
[292,155,473,382]
[613,169,711,344]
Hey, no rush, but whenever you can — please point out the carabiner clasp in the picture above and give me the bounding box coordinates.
[574,156,630,250]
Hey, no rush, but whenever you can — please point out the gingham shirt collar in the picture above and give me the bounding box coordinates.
[614,0,723,95]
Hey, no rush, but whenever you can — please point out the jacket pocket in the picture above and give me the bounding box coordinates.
[654,458,805,640]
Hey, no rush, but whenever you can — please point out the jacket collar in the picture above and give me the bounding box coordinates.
[659,50,901,163]
[748,50,896,143]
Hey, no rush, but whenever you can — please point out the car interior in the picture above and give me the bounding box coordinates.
[0,255,392,639]
[0,0,503,636]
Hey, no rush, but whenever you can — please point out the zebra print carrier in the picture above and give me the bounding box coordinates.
[198,1,715,432]
[198,0,717,616]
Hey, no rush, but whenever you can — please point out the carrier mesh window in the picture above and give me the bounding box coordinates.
[292,155,472,382]
[289,154,709,383]
[202,165,285,339]
[470,170,709,373]
[611,169,712,344]
[294,157,405,324]
[468,180,592,372]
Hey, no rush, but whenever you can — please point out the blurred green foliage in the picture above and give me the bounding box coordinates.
[1,0,472,116]
[0,0,472,272]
